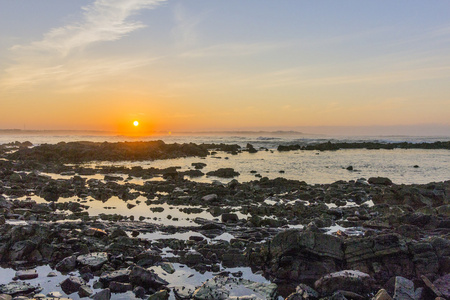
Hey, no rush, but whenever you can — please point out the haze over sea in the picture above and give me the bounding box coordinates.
[2,131,449,185]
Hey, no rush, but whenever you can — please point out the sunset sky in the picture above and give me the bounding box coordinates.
[0,1,449,134]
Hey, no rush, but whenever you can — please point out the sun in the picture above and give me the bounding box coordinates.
[133,120,139,127]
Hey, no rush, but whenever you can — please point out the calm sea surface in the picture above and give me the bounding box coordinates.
[1,133,449,185]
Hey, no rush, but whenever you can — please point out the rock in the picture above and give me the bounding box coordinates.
[60,276,85,295]
[147,290,169,300]
[110,228,128,238]
[184,251,204,265]
[109,281,132,293]
[104,175,123,181]
[15,269,38,280]
[373,289,392,300]
[192,275,277,300]
[78,285,93,298]
[133,286,146,299]
[266,229,345,283]
[421,275,442,298]
[271,229,344,260]
[392,276,417,300]
[9,240,36,261]
[160,262,175,274]
[201,194,218,202]
[129,266,169,290]
[221,213,239,223]
[433,274,450,298]
[206,168,240,178]
[55,255,77,272]
[0,295,11,300]
[136,249,163,267]
[192,162,207,169]
[92,288,111,300]
[47,291,63,297]
[286,283,319,299]
[99,269,131,284]
[314,270,374,296]
[436,205,450,216]
[0,282,39,296]
[368,177,393,185]
[85,228,107,237]
[77,252,108,270]
[247,143,258,153]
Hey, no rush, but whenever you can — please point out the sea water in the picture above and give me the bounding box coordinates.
[1,132,449,184]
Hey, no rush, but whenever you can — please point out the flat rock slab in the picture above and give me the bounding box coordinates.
[15,269,38,280]
[192,275,278,300]
[77,252,108,269]
[0,282,40,296]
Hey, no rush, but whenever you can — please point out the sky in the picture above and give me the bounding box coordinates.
[0,0,449,135]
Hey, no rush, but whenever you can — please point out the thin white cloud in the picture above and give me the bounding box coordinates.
[1,0,166,90]
[12,0,167,56]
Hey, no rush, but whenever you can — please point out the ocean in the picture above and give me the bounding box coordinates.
[1,132,449,185]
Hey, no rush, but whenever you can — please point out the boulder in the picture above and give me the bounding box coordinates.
[368,177,393,185]
[55,255,77,272]
[60,276,85,295]
[314,270,375,296]
[77,252,108,270]
[221,213,239,223]
[129,266,168,290]
[206,168,240,178]
[392,276,421,300]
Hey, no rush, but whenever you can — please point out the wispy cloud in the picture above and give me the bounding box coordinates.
[171,2,209,48]
[13,0,167,56]
[1,0,166,90]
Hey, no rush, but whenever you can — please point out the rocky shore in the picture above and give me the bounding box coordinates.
[277,141,450,152]
[0,141,449,300]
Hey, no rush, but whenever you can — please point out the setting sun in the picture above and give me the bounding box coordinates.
[133,121,139,127]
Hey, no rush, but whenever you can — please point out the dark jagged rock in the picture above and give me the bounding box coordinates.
[129,266,169,290]
[206,168,240,178]
[60,276,85,295]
